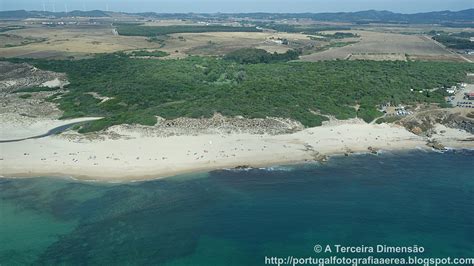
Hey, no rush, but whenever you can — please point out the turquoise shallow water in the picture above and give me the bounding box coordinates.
[0,150,473,265]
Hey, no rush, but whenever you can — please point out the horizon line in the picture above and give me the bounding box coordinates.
[1,7,473,15]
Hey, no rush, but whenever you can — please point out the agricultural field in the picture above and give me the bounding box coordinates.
[160,31,318,57]
[0,22,163,59]
[300,30,464,62]
[0,21,326,59]
[1,17,471,62]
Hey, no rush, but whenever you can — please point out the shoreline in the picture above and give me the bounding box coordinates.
[1,117,473,182]
[1,116,473,182]
[2,146,472,184]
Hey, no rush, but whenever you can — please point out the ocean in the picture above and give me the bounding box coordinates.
[1,150,473,265]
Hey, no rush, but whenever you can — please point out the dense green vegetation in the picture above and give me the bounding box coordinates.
[375,116,402,124]
[254,22,351,34]
[129,50,169,57]
[319,32,359,39]
[431,31,474,50]
[115,24,262,36]
[6,55,472,132]
[224,48,301,64]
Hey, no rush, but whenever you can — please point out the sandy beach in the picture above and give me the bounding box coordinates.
[1,115,472,182]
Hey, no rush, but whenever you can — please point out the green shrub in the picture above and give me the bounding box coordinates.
[7,55,472,132]
[19,93,32,99]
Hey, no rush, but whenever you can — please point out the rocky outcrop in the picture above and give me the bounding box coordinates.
[444,118,473,134]
[426,139,446,150]
[400,109,474,135]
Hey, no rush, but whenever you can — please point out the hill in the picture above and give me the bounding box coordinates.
[0,9,472,25]
[0,10,109,19]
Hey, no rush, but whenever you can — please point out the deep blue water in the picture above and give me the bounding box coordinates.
[0,150,473,265]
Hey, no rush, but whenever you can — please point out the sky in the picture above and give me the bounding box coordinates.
[0,0,473,13]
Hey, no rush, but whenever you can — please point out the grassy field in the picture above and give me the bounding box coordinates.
[0,24,319,59]
[166,32,315,55]
[0,34,46,48]
[300,30,462,62]
[7,55,472,132]
[0,24,163,59]
[1,22,463,62]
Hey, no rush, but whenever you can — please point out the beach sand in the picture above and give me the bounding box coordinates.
[1,117,472,182]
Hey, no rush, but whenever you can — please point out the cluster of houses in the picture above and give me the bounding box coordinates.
[24,20,100,26]
[40,21,77,25]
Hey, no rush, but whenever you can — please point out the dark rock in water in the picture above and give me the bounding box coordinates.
[234,165,252,170]
[427,140,445,151]
[344,149,354,156]
[311,152,328,162]
[367,146,378,154]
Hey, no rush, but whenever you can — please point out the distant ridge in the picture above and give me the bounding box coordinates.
[0,10,109,19]
[208,9,474,24]
[0,8,472,24]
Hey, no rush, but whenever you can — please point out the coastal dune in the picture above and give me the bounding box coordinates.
[3,117,470,182]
